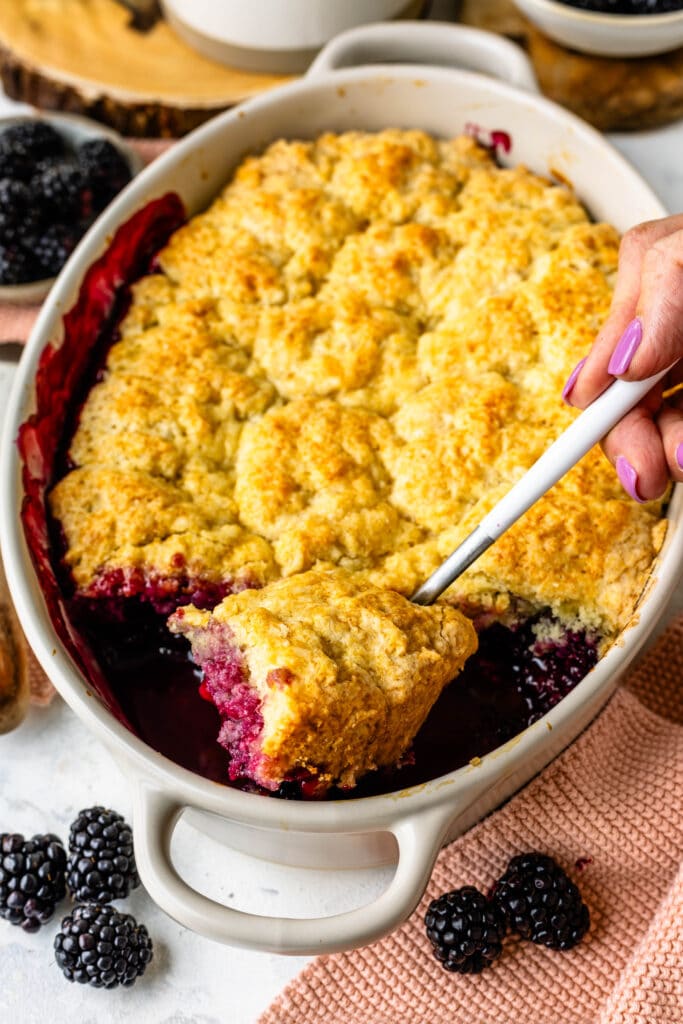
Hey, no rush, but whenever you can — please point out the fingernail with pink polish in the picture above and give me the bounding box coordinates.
[676,442,683,471]
[562,357,587,403]
[607,318,643,375]
[616,455,645,503]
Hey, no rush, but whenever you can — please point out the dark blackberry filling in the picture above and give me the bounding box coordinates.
[473,615,599,725]
[75,599,598,799]
[81,566,239,617]
[197,629,266,785]
[72,601,228,782]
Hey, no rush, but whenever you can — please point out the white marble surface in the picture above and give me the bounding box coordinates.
[2,41,683,1024]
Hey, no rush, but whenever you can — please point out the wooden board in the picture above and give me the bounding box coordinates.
[0,0,293,137]
[3,0,682,137]
[461,0,683,131]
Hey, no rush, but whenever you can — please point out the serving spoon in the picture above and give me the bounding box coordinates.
[411,368,673,606]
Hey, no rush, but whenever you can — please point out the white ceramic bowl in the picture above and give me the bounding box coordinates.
[512,0,683,58]
[161,0,426,73]
[2,22,683,955]
[0,113,142,306]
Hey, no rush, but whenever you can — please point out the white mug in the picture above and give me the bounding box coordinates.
[160,0,426,73]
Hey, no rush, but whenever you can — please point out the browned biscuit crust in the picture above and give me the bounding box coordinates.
[50,130,667,639]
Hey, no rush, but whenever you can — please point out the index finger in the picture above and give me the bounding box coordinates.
[566,214,683,409]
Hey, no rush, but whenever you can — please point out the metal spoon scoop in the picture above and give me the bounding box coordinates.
[411,368,672,606]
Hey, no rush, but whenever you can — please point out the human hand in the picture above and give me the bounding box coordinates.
[562,213,683,502]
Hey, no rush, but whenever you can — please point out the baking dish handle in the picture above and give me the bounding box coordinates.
[306,21,539,93]
[133,785,455,955]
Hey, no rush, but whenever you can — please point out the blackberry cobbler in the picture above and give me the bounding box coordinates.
[44,131,667,796]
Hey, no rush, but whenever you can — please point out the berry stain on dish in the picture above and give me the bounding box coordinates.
[464,123,512,157]
[0,120,132,285]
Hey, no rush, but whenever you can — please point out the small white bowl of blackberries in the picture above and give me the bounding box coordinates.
[512,0,683,57]
[0,114,141,303]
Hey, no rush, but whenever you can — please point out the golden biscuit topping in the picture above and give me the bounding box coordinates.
[50,130,667,639]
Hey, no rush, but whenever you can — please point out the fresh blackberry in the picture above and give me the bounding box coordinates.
[0,833,67,932]
[31,223,81,277]
[32,160,90,220]
[512,615,598,722]
[0,178,31,223]
[424,885,506,974]
[77,138,131,210]
[0,242,41,284]
[54,904,153,988]
[1,120,65,161]
[0,146,30,182]
[66,807,140,904]
[0,178,39,247]
[0,120,63,182]
[492,852,590,951]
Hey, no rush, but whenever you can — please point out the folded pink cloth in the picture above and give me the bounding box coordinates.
[260,616,683,1024]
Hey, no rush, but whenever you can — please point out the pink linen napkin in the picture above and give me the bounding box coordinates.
[259,616,683,1024]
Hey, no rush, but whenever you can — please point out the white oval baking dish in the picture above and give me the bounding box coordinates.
[2,22,682,956]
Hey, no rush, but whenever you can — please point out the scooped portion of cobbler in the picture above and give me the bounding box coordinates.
[168,567,477,793]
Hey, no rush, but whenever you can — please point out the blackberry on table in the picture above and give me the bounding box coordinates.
[54,904,153,988]
[66,806,140,904]
[77,138,132,209]
[0,833,67,932]
[31,223,81,277]
[424,885,506,974]
[492,852,590,951]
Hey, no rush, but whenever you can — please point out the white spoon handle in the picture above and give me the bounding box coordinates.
[411,369,671,606]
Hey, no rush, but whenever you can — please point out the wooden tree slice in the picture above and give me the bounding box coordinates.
[461,0,683,132]
[0,0,293,137]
